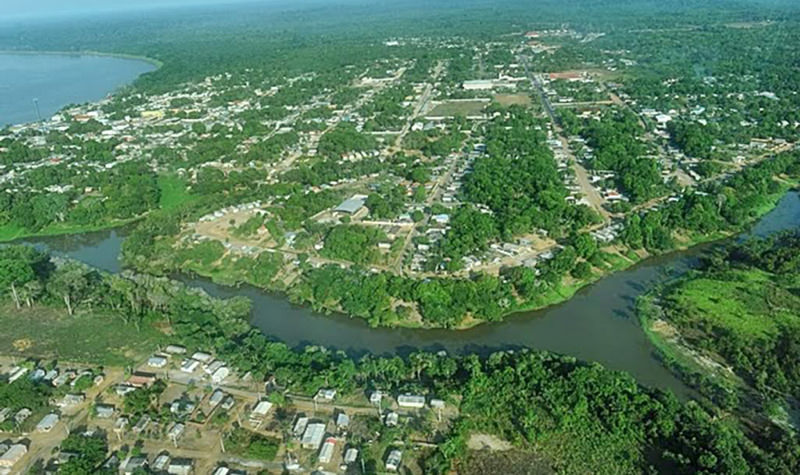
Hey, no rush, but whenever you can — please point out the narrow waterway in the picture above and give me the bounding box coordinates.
[22,191,800,397]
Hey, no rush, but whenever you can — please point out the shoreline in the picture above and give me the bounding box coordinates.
[13,187,794,331]
[0,218,141,244]
[0,49,163,69]
[140,187,797,331]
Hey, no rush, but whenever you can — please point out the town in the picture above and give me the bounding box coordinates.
[1,1,800,474]
[1,26,793,329]
[0,346,456,474]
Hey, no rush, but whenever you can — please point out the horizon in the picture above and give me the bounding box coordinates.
[2,0,274,22]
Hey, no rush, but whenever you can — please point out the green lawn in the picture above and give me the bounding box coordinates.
[158,174,195,210]
[0,303,165,366]
[0,218,138,243]
[665,269,800,339]
[428,100,488,117]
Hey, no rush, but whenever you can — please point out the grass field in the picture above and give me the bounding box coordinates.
[664,269,800,339]
[0,218,138,243]
[159,174,196,210]
[427,100,488,117]
[493,94,532,107]
[0,303,165,366]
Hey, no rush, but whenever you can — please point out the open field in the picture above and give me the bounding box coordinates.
[493,93,532,107]
[427,99,488,117]
[158,174,196,211]
[0,218,138,243]
[663,269,800,339]
[0,303,165,366]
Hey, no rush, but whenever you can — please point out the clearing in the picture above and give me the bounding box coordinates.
[0,303,165,366]
[427,99,489,118]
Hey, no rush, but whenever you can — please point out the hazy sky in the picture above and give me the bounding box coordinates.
[4,0,263,21]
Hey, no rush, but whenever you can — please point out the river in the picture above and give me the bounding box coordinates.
[0,53,155,126]
[20,191,800,397]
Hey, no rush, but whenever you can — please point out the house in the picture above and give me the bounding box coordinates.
[152,454,171,471]
[102,453,120,471]
[318,437,336,464]
[301,422,326,450]
[52,371,73,387]
[430,399,445,409]
[180,359,200,373]
[209,389,226,407]
[204,360,225,375]
[344,448,359,465]
[122,455,148,475]
[431,214,450,225]
[384,412,399,427]
[315,388,336,402]
[250,400,273,424]
[385,450,402,471]
[168,422,186,440]
[335,412,350,428]
[132,415,151,433]
[191,351,213,363]
[293,416,309,438]
[654,113,672,126]
[43,369,58,383]
[397,394,425,409]
[147,355,168,368]
[211,366,230,384]
[370,391,383,405]
[58,393,85,407]
[128,372,157,387]
[35,413,59,432]
[23,368,42,383]
[165,345,187,355]
[221,395,235,411]
[7,366,28,383]
[114,417,129,431]
[0,444,27,468]
[170,399,195,416]
[115,384,137,396]
[14,408,31,425]
[95,404,115,419]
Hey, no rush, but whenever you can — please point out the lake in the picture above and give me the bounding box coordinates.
[22,191,800,397]
[0,53,155,126]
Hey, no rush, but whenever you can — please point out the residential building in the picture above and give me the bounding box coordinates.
[301,422,326,450]
[386,450,402,471]
[318,437,336,464]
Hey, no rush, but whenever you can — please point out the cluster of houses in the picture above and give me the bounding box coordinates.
[117,452,194,475]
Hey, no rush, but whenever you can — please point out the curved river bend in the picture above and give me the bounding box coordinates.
[22,192,800,397]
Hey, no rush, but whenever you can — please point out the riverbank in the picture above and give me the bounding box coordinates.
[20,190,797,396]
[0,218,140,243]
[636,222,800,429]
[154,184,797,331]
